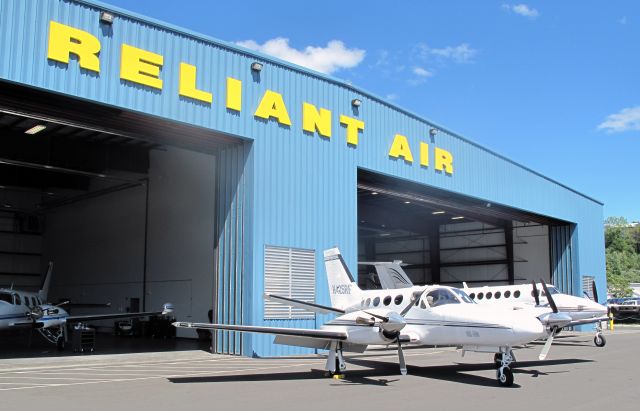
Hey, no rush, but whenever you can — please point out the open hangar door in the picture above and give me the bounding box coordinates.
[357,170,573,291]
[0,82,238,348]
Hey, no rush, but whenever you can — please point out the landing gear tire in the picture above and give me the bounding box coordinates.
[56,336,65,351]
[594,333,606,347]
[497,367,514,387]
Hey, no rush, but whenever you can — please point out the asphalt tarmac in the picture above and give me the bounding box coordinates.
[1,329,639,411]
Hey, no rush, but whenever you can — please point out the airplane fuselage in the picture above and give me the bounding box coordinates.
[462,283,607,323]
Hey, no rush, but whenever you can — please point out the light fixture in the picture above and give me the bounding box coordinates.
[451,216,465,220]
[3,203,12,208]
[351,99,362,107]
[251,62,263,72]
[404,201,411,204]
[380,233,391,237]
[24,125,46,135]
[432,211,445,215]
[429,128,438,137]
[371,192,378,195]
[99,11,115,25]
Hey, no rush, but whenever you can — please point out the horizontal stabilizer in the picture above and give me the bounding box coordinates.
[173,322,347,341]
[264,293,345,315]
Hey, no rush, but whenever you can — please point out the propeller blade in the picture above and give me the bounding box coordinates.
[538,331,555,360]
[400,288,428,317]
[539,279,558,313]
[397,338,407,375]
[592,280,599,303]
[56,300,70,307]
[531,281,540,306]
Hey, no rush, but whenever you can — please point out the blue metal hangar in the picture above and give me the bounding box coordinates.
[0,0,604,357]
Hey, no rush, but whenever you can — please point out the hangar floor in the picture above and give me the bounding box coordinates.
[0,331,204,359]
[1,329,638,410]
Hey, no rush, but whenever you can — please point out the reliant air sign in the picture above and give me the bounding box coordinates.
[46,21,454,175]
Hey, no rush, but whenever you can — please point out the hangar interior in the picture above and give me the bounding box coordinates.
[357,170,569,289]
[0,82,237,338]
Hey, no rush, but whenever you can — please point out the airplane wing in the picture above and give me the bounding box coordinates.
[564,316,610,328]
[173,322,347,341]
[264,293,345,315]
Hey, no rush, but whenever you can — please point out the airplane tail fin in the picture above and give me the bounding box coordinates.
[323,248,361,310]
[38,261,53,301]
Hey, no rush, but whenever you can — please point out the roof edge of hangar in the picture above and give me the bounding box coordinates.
[75,0,603,207]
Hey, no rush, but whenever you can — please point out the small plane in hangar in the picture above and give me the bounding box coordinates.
[360,259,609,348]
[0,262,174,349]
[174,248,576,387]
[461,280,609,348]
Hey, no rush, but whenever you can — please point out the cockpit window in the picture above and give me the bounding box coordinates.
[426,289,460,307]
[451,288,475,304]
[546,286,559,295]
[0,292,13,304]
[14,294,21,305]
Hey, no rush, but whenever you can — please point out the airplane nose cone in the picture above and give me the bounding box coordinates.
[511,315,545,343]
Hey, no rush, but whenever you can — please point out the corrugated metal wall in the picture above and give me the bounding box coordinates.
[550,225,575,295]
[0,0,606,356]
[213,142,251,355]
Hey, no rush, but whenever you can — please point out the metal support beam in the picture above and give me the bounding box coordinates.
[429,224,440,284]
[505,221,515,284]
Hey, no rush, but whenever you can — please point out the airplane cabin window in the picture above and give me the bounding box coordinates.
[477,292,484,300]
[504,290,511,298]
[373,297,380,307]
[24,297,30,307]
[495,291,501,299]
[32,297,37,306]
[394,295,403,305]
[383,296,392,306]
[486,292,492,300]
[365,298,371,306]
[0,292,13,304]
[14,294,21,305]
[514,290,521,298]
[469,293,476,299]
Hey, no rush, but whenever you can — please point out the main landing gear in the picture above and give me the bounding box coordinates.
[496,349,514,387]
[594,322,606,347]
[325,341,346,379]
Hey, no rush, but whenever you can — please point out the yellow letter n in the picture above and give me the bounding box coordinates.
[303,103,332,138]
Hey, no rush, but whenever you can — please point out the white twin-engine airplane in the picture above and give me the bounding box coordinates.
[0,262,174,348]
[461,280,609,347]
[175,248,573,387]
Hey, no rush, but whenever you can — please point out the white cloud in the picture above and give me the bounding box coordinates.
[413,67,433,77]
[430,44,478,63]
[502,3,540,18]
[236,38,365,74]
[598,107,640,133]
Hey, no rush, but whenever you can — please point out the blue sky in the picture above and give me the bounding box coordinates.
[104,0,640,222]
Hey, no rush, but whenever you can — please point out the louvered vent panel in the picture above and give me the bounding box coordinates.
[264,246,316,319]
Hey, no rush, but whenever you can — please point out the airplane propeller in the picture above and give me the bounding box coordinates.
[531,280,540,306]
[592,280,599,303]
[538,279,563,360]
[360,288,428,375]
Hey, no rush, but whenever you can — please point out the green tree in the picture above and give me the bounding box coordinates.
[604,217,640,297]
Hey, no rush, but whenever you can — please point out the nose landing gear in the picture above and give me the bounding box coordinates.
[496,349,514,387]
[594,322,606,347]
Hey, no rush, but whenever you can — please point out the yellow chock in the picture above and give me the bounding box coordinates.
[332,373,345,380]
